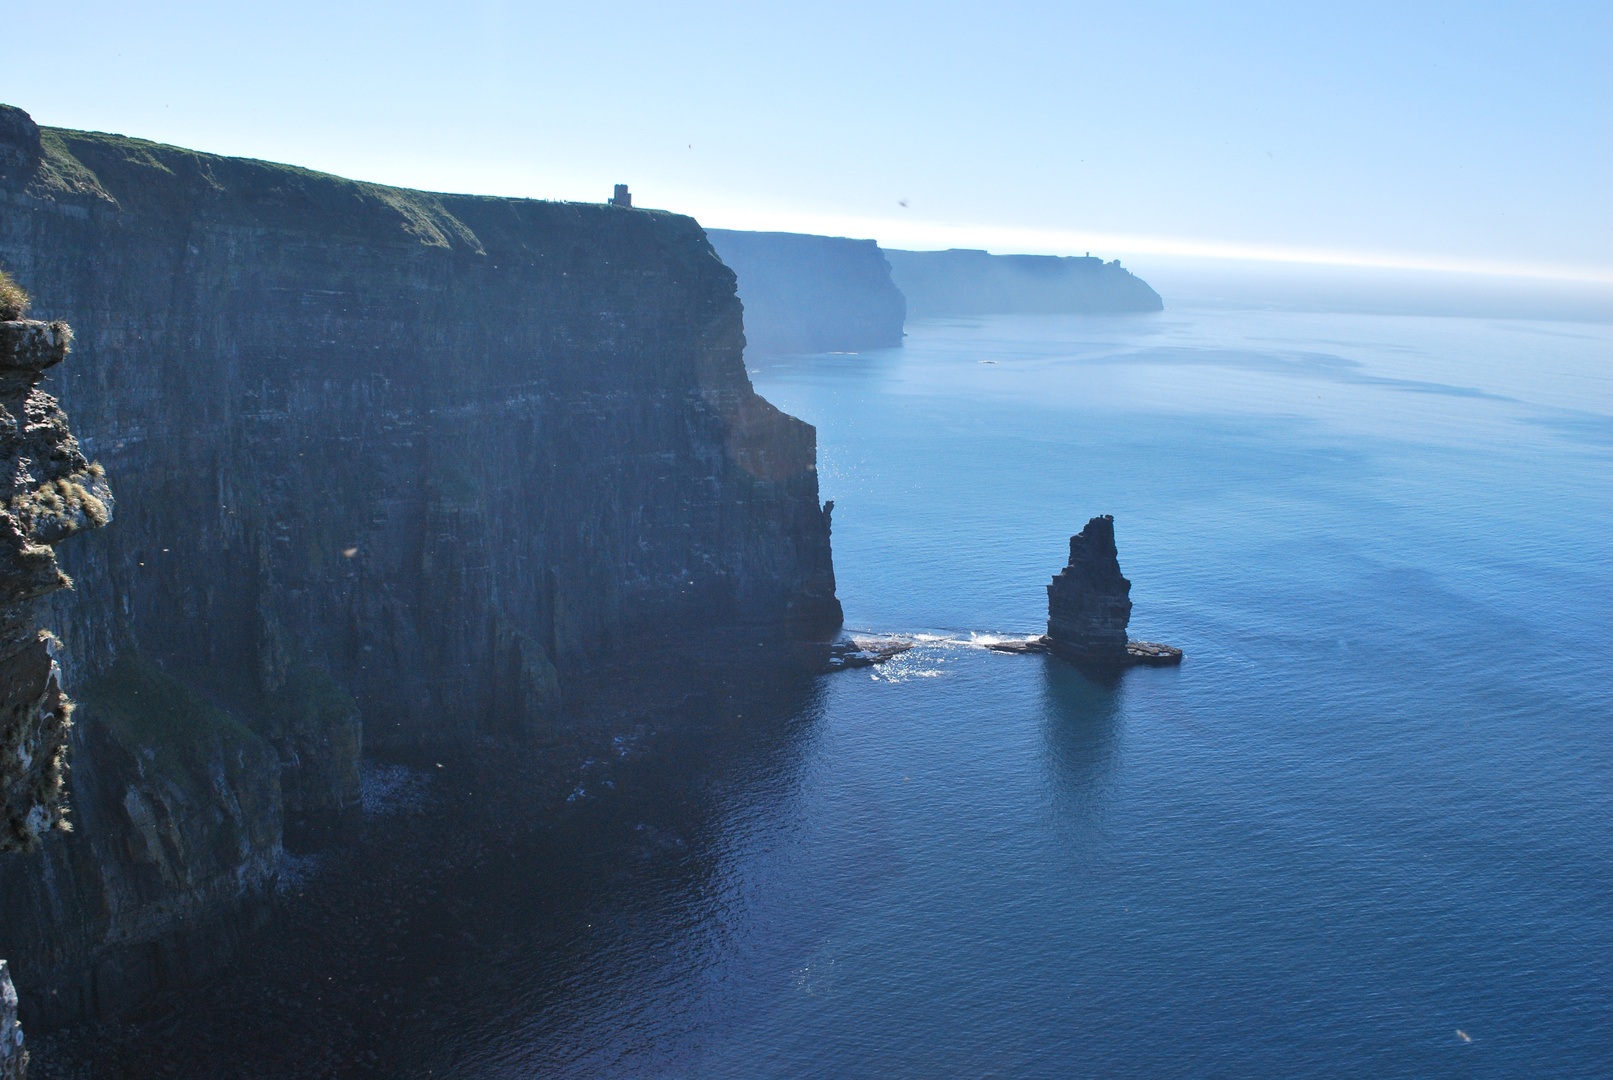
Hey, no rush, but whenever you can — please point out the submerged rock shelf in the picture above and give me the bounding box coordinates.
[820,636,914,671]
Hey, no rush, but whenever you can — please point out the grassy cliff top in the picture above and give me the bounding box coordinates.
[3,105,712,265]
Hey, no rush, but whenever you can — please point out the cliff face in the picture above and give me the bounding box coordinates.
[0,104,840,1024]
[0,308,112,1074]
[0,962,20,1080]
[0,316,112,853]
[705,230,905,355]
[884,248,1163,315]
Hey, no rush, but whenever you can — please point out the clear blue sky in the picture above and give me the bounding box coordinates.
[6,1,1609,281]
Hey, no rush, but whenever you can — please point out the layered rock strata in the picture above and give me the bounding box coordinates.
[705,230,906,355]
[0,316,112,852]
[987,515,1181,668]
[0,104,841,1025]
[0,312,112,1076]
[1046,515,1134,664]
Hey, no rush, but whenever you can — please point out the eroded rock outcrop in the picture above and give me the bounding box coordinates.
[1045,515,1134,664]
[0,961,22,1080]
[989,515,1181,668]
[1045,516,1181,668]
[0,306,112,1077]
[0,315,111,851]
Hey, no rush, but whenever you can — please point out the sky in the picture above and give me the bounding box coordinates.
[5,1,1610,285]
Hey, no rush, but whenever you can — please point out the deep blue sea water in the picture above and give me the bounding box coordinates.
[424,308,1612,1078]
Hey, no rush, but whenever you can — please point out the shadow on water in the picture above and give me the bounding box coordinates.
[1037,657,1123,813]
[403,660,832,1078]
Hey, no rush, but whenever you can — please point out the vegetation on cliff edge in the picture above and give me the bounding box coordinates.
[0,270,28,321]
[80,656,264,796]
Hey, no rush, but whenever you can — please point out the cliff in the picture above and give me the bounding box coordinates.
[705,230,905,355]
[0,314,112,853]
[883,248,1163,315]
[0,104,840,1025]
[0,963,19,1080]
[0,304,112,1079]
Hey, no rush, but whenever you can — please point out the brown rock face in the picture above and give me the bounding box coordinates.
[1045,515,1133,666]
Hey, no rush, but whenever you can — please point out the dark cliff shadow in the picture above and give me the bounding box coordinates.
[377,652,833,1078]
[1038,657,1124,816]
[36,641,832,1079]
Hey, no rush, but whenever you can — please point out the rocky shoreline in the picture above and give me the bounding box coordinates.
[985,636,1183,667]
[819,635,915,671]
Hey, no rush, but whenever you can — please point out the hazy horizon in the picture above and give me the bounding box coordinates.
[7,1,1608,290]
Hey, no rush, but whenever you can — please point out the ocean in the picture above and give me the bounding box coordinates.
[416,305,1612,1078]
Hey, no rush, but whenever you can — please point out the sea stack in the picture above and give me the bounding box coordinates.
[1045,515,1133,664]
[1047,516,1181,667]
[991,515,1182,668]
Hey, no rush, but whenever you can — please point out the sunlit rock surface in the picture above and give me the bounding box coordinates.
[0,962,22,1080]
[0,308,112,1075]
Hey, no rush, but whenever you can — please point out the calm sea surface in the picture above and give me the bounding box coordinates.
[420,308,1612,1078]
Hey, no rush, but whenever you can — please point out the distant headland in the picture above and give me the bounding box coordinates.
[883,248,1163,317]
[703,229,1162,358]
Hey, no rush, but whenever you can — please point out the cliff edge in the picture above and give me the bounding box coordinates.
[0,103,841,1026]
[0,294,113,1076]
[706,230,906,355]
[0,314,112,853]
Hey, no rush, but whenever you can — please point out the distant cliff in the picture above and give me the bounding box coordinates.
[705,230,905,355]
[702,233,1160,345]
[0,104,841,1025]
[884,248,1163,315]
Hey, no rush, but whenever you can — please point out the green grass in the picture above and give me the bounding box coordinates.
[178,662,358,740]
[0,269,28,321]
[80,656,263,794]
[257,664,359,738]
